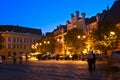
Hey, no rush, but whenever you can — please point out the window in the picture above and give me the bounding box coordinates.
[8,44,11,48]
[24,38,26,43]
[24,45,26,49]
[17,38,19,42]
[27,38,29,43]
[8,37,11,42]
[20,45,22,49]
[13,44,16,48]
[13,38,16,42]
[30,39,32,43]
[20,38,22,42]
[17,45,19,49]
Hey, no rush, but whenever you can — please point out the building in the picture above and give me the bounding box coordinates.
[53,25,67,54]
[0,25,42,58]
[102,0,120,25]
[51,0,120,54]
[66,11,88,34]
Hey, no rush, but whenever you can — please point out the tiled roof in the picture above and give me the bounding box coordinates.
[0,25,42,35]
[87,10,109,25]
[87,16,96,24]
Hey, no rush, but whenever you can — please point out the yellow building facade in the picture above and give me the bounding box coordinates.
[0,25,42,58]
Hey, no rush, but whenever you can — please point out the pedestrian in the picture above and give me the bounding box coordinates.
[25,53,28,61]
[19,53,22,64]
[13,53,17,64]
[87,51,93,71]
[2,55,6,61]
[91,51,96,71]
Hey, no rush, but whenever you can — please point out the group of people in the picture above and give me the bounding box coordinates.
[13,53,28,64]
[86,51,96,72]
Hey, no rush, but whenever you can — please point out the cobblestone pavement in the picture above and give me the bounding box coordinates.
[0,60,120,80]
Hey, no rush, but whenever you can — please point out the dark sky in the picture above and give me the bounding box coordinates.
[0,0,115,34]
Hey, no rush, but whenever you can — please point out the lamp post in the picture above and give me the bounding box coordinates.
[109,31,117,50]
[77,35,87,54]
[110,31,115,36]
[77,35,86,39]
[56,37,64,54]
[43,40,50,54]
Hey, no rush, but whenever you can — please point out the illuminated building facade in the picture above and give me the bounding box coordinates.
[52,0,120,54]
[0,25,42,58]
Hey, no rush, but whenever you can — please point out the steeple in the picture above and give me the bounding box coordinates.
[107,4,109,11]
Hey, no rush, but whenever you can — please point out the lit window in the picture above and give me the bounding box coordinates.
[13,38,16,42]
[8,44,11,48]
[8,37,11,42]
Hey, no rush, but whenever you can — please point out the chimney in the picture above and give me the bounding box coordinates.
[76,11,79,19]
[66,20,70,25]
[81,13,86,18]
[70,14,74,20]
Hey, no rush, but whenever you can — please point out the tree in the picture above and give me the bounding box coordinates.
[91,21,120,50]
[36,37,56,54]
[64,28,86,53]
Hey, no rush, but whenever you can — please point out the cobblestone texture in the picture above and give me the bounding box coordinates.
[0,60,120,80]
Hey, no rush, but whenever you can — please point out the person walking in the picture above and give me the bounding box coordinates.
[87,51,93,71]
[87,51,96,72]
[25,53,28,61]
[13,53,17,64]
[91,51,96,71]
[19,53,23,64]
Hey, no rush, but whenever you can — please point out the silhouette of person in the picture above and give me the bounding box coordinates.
[25,53,28,61]
[19,53,22,64]
[91,51,96,70]
[87,51,96,72]
[87,51,93,71]
[13,53,17,64]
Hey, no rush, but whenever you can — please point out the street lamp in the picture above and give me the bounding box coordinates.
[44,41,46,44]
[77,35,81,39]
[77,35,87,53]
[39,43,42,46]
[77,35,86,39]
[57,38,60,41]
[110,31,115,36]
[83,35,86,39]
[47,41,50,44]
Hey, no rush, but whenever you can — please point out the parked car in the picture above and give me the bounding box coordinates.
[55,54,72,60]
[50,53,59,60]
[36,54,50,60]
[72,54,80,60]
[109,50,120,68]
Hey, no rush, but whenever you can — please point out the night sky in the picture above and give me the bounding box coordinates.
[0,0,115,34]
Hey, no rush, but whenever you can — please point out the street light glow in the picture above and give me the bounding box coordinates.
[44,41,46,44]
[47,41,50,44]
[61,39,63,42]
[110,31,115,35]
[77,35,80,39]
[83,35,86,39]
[39,43,42,45]
[57,38,60,41]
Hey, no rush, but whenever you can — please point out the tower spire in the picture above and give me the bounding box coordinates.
[107,3,109,11]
